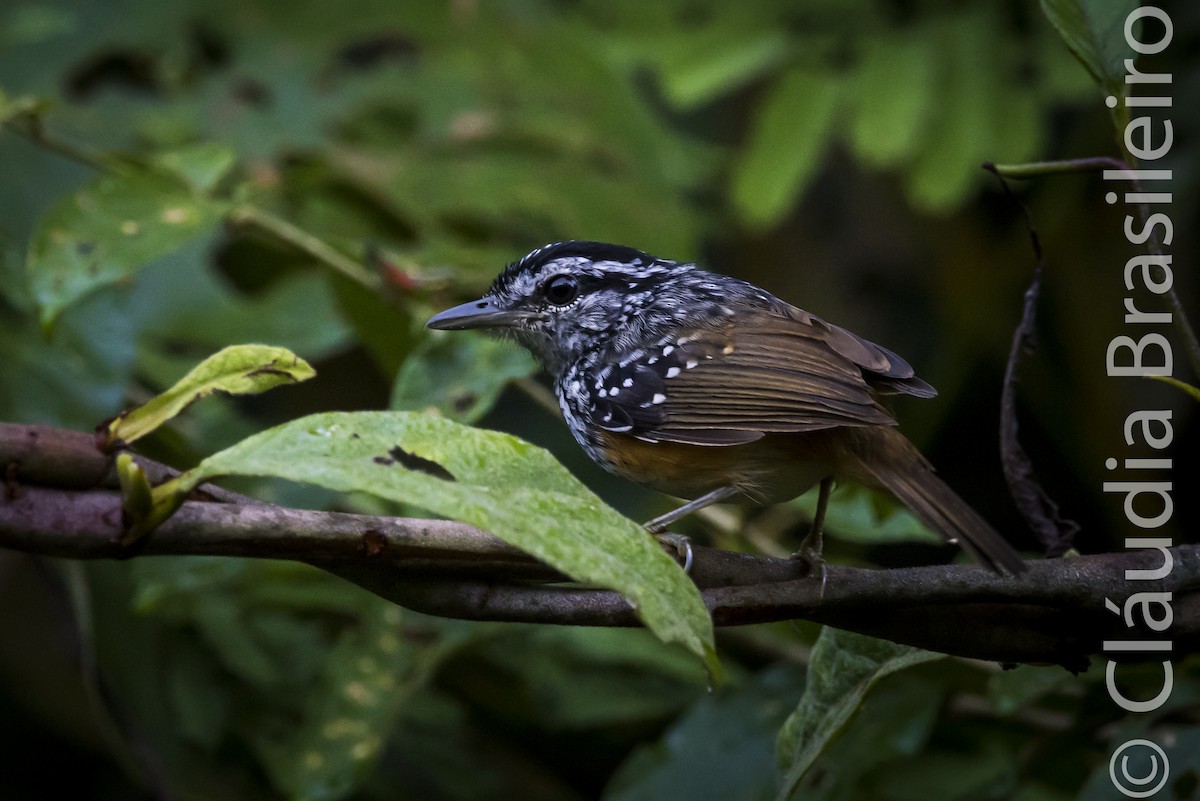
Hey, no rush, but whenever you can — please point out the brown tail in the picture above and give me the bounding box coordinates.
[849,429,1026,575]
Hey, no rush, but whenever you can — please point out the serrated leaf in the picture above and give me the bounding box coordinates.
[105,344,315,448]
[391,332,536,423]
[173,411,717,674]
[1039,0,1139,97]
[732,68,841,228]
[776,628,943,800]
[27,168,227,325]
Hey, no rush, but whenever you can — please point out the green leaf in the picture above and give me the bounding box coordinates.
[732,68,841,228]
[903,12,1001,213]
[775,628,943,800]
[116,453,154,544]
[391,332,536,423]
[152,142,237,194]
[849,34,937,168]
[468,628,706,730]
[658,30,790,110]
[249,603,432,801]
[0,291,136,429]
[1039,0,1139,97]
[607,665,805,801]
[175,411,717,674]
[104,344,316,448]
[27,168,227,326]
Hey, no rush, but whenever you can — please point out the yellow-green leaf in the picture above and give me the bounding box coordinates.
[104,345,316,448]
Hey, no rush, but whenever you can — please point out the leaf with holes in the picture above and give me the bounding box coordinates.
[27,167,227,326]
[165,411,718,676]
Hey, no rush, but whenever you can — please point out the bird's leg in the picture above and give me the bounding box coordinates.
[793,477,833,591]
[645,485,739,573]
[644,485,740,533]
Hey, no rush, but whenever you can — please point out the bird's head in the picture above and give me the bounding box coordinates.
[426,241,702,373]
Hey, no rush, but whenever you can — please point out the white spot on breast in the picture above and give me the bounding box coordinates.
[651,393,667,404]
[666,366,680,378]
[622,378,633,387]
[662,345,674,356]
[609,386,620,396]
[685,360,698,369]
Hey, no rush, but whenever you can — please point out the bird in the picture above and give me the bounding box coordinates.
[426,241,1025,576]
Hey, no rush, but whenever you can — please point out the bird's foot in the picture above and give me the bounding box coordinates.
[655,532,694,574]
[791,528,827,597]
[790,544,827,597]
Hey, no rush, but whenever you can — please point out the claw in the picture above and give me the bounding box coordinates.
[791,543,827,598]
[656,532,694,574]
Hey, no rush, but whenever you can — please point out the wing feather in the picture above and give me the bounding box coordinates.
[586,305,935,446]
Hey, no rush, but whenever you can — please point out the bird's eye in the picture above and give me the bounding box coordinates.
[543,274,579,306]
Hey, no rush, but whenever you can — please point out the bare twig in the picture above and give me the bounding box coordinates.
[983,163,1080,556]
[989,157,1200,377]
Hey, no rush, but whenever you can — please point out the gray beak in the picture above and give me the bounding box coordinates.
[426,297,530,330]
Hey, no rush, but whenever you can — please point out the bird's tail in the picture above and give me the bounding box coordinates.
[850,428,1026,576]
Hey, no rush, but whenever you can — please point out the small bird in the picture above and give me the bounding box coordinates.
[427,241,1025,575]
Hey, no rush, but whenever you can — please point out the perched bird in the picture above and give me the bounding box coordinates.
[427,241,1025,575]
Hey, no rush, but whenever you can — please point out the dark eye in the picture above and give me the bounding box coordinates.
[543,274,579,306]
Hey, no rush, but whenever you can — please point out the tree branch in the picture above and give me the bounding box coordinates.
[3,423,1196,669]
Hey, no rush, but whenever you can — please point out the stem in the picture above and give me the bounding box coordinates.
[2,114,109,172]
[986,159,1200,379]
[228,205,382,292]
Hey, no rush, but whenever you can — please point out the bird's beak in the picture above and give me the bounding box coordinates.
[426,297,531,330]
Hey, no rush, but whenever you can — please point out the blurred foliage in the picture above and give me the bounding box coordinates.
[2,0,1198,799]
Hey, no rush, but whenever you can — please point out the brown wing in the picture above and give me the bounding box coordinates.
[586,306,935,447]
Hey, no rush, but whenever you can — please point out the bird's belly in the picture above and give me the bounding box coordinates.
[593,430,834,503]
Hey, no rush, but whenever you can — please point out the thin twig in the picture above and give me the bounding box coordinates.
[227,205,382,292]
[989,158,1200,377]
